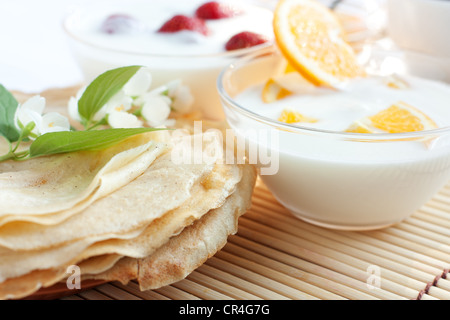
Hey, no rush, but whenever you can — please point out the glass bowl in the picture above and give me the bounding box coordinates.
[217,50,450,230]
[62,0,274,121]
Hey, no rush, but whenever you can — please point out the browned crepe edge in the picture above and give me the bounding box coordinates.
[86,165,256,290]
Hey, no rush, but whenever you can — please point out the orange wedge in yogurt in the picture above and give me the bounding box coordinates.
[262,78,293,103]
[278,109,318,124]
[262,59,318,103]
[273,0,365,87]
[346,101,437,134]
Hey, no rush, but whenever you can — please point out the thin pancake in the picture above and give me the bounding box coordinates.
[0,131,169,226]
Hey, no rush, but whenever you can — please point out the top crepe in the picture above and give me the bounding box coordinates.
[0,131,169,226]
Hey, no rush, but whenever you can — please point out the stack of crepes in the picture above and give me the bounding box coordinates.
[0,128,256,300]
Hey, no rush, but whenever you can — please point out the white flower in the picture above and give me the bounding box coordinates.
[98,90,133,121]
[166,80,194,114]
[107,110,143,128]
[15,95,69,138]
[123,67,152,97]
[15,95,46,136]
[68,86,133,124]
[134,89,172,107]
[141,96,171,127]
[65,68,192,130]
[39,112,71,134]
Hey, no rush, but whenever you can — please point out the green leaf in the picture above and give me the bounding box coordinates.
[78,66,142,124]
[0,85,20,142]
[29,128,168,158]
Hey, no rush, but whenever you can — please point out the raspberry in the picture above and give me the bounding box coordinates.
[195,1,240,20]
[158,15,209,35]
[225,31,269,51]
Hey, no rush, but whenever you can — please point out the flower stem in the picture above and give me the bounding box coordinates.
[0,152,14,162]
[87,118,107,130]
[14,150,30,161]
[0,147,30,162]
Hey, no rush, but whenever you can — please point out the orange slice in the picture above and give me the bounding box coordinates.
[345,121,374,134]
[346,102,437,134]
[278,109,318,124]
[261,59,295,103]
[262,58,318,103]
[262,78,293,103]
[273,0,365,86]
[384,74,410,90]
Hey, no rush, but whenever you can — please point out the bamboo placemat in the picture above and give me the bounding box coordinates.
[59,178,450,301]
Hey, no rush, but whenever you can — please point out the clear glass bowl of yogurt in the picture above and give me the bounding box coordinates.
[217,49,450,230]
[63,0,274,121]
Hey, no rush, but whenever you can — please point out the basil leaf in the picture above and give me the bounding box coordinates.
[0,85,20,142]
[78,66,142,123]
[29,128,167,158]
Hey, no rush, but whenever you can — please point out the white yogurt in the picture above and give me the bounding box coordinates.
[236,75,450,132]
[64,0,274,120]
[69,0,273,55]
[221,53,450,230]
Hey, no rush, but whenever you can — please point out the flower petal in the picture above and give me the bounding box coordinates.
[15,108,42,135]
[68,96,82,122]
[97,90,133,121]
[40,112,70,134]
[123,67,152,97]
[134,90,171,107]
[21,95,46,115]
[108,111,143,128]
[166,79,182,97]
[141,96,171,127]
[171,85,194,113]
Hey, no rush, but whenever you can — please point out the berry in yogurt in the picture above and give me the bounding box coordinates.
[158,15,209,35]
[93,0,272,54]
[225,31,269,51]
[195,1,241,20]
[100,14,141,34]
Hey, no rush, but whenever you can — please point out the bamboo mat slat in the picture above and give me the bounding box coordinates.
[173,278,235,300]
[250,206,443,276]
[214,250,345,300]
[197,263,289,300]
[61,178,450,300]
[95,283,143,300]
[77,289,114,300]
[186,269,262,300]
[110,281,170,300]
[153,285,202,300]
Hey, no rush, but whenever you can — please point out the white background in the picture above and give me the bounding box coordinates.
[0,0,91,93]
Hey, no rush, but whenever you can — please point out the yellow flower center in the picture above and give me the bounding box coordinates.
[115,105,125,112]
